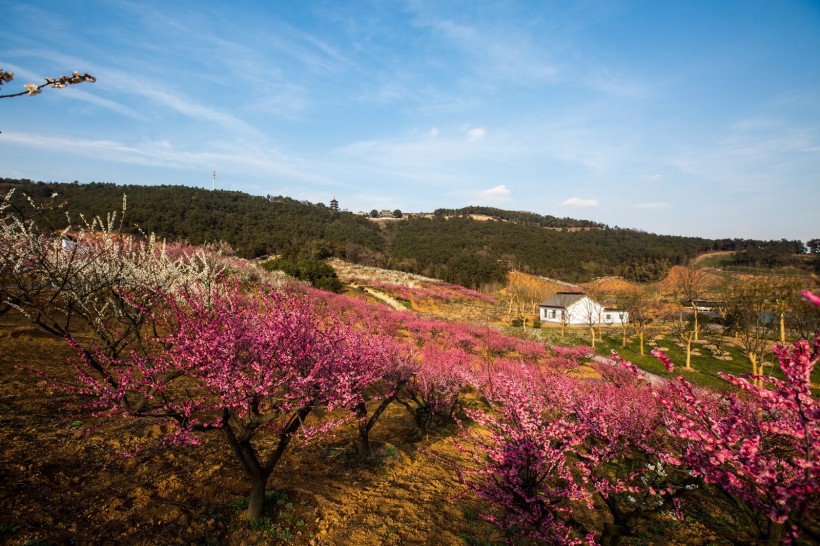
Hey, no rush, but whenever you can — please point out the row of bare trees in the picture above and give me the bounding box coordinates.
[610,270,818,381]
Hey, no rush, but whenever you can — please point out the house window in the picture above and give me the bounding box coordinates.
[606,313,611,320]
[549,310,556,319]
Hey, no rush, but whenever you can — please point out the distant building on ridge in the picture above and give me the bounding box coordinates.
[330,197,339,211]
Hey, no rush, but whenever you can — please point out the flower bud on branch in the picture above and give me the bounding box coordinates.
[0,68,96,99]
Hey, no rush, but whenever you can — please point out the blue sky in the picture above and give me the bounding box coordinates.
[1,0,819,242]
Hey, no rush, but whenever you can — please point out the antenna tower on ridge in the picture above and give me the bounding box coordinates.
[212,169,216,190]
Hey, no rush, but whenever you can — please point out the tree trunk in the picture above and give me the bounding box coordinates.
[414,407,431,436]
[222,429,272,521]
[639,330,645,356]
[357,425,371,458]
[599,495,638,546]
[685,339,692,370]
[247,471,269,521]
[779,311,786,344]
[358,387,406,459]
[749,352,759,387]
[590,327,596,348]
[599,522,623,546]
[761,521,783,546]
[692,305,699,341]
[355,402,371,458]
[220,407,311,521]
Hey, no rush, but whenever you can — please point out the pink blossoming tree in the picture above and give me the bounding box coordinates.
[398,345,471,434]
[455,368,594,545]
[647,334,819,544]
[69,284,390,520]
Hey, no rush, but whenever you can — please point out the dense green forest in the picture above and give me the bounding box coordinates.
[0,179,384,260]
[1,179,811,287]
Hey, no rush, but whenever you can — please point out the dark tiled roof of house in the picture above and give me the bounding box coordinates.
[539,292,586,308]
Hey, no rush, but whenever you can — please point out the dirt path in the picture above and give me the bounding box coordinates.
[690,251,735,266]
[349,283,412,312]
[592,355,666,386]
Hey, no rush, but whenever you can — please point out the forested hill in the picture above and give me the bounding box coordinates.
[0,179,385,260]
[1,179,804,287]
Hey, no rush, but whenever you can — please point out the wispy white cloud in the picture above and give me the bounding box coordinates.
[466,127,486,142]
[581,67,649,98]
[475,184,511,204]
[93,67,265,139]
[561,197,599,207]
[420,17,559,86]
[62,87,147,120]
[668,119,820,194]
[0,131,321,182]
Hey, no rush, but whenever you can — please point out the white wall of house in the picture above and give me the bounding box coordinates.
[539,296,628,326]
[601,309,629,326]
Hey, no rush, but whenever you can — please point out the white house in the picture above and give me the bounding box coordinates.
[539,292,628,326]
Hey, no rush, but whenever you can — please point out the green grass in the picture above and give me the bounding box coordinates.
[230,489,306,542]
[517,327,592,347]
[719,265,812,277]
[693,255,735,269]
[0,523,21,540]
[593,332,815,392]
[595,336,751,390]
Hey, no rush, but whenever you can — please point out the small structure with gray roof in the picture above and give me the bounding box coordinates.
[539,292,628,326]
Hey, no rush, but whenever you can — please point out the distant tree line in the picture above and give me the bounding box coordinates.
[0,179,384,260]
[433,205,604,228]
[729,239,818,272]
[1,179,812,288]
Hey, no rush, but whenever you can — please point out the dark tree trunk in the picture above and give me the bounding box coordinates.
[247,472,269,521]
[761,521,783,546]
[599,496,638,546]
[355,402,372,458]
[355,386,405,459]
[220,407,312,521]
[413,406,431,435]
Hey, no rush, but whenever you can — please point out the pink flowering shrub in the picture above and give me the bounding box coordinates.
[349,337,418,457]
[368,280,498,306]
[460,350,711,544]
[646,335,820,543]
[68,283,392,520]
[455,369,595,545]
[399,345,472,434]
[543,345,594,375]
[568,375,699,543]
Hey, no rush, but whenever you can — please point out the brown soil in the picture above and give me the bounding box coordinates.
[581,277,642,295]
[0,314,508,546]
